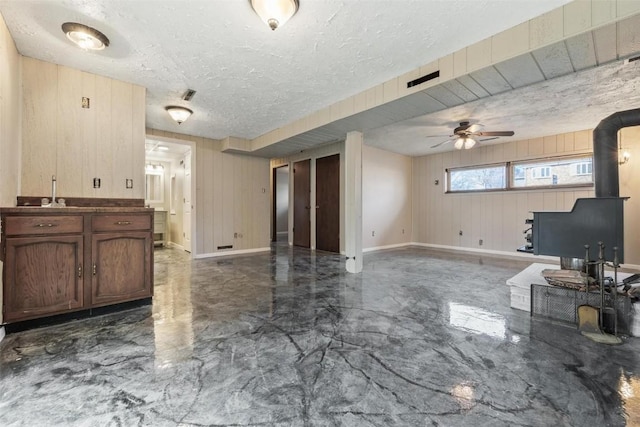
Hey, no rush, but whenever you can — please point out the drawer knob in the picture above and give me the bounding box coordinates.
[115,221,132,226]
[34,223,57,228]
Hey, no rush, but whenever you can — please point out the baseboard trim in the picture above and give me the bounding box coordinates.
[166,242,185,251]
[363,243,411,253]
[195,247,271,259]
[409,242,560,262]
[408,242,640,270]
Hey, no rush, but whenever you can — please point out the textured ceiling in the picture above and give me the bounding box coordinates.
[0,0,571,151]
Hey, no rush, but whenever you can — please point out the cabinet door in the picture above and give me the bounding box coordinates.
[3,236,84,322]
[91,232,152,306]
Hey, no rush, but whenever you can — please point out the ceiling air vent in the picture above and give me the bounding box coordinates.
[182,89,196,101]
[407,70,440,88]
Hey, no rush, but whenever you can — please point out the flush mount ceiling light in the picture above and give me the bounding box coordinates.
[165,106,193,125]
[61,22,110,50]
[454,137,477,150]
[250,0,299,30]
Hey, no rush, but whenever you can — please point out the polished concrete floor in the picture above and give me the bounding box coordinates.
[1,244,640,426]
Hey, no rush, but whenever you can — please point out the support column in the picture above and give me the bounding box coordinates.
[345,131,363,273]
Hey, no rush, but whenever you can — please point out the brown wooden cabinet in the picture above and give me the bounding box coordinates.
[4,235,84,321]
[1,208,153,323]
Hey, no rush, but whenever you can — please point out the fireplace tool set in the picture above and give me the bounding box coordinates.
[576,242,623,344]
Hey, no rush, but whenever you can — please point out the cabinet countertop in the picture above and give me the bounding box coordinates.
[0,206,154,214]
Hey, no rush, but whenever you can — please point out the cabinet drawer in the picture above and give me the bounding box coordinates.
[92,214,151,232]
[4,215,83,236]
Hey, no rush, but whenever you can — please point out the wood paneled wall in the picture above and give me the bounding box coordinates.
[0,13,20,207]
[413,129,640,265]
[21,57,145,199]
[0,12,21,326]
[146,129,271,257]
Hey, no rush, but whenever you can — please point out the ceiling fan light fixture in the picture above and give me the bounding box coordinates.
[464,137,477,149]
[250,0,299,30]
[165,106,193,124]
[61,22,110,50]
[453,137,477,150]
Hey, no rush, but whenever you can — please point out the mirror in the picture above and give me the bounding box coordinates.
[145,171,164,203]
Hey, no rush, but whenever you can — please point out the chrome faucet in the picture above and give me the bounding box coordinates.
[51,175,57,204]
[41,175,65,207]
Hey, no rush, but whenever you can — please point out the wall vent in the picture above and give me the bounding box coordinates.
[407,70,440,88]
[217,245,233,250]
[625,55,640,64]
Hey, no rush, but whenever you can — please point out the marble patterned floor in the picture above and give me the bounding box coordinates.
[1,244,639,426]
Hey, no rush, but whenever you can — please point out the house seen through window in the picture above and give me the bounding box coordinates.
[447,154,593,192]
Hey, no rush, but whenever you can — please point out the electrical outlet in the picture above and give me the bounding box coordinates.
[402,229,405,234]
[82,97,90,108]
[459,230,463,236]
[372,231,375,237]
[126,179,133,189]
[479,239,483,246]
[93,178,101,188]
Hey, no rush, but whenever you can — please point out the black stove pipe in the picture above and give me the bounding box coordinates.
[593,108,640,197]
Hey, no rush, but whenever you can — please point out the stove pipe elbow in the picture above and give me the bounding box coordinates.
[593,108,640,197]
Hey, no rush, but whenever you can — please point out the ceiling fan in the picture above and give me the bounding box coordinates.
[429,121,515,150]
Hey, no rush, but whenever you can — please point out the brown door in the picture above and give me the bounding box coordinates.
[316,154,340,253]
[293,159,311,247]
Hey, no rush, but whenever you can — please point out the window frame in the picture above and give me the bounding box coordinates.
[446,162,509,193]
[446,153,594,194]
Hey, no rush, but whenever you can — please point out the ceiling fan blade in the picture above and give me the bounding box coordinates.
[466,123,483,133]
[478,137,498,142]
[424,134,453,138]
[475,131,515,137]
[430,138,453,149]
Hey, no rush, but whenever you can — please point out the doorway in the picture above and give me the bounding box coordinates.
[316,154,340,253]
[272,165,289,243]
[144,137,194,255]
[293,159,311,248]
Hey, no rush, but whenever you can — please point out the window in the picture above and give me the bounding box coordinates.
[447,154,593,193]
[512,155,593,189]
[448,165,506,192]
[532,167,550,178]
[574,161,592,176]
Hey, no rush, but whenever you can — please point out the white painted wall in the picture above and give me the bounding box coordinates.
[362,145,412,250]
[412,128,640,266]
[0,12,21,326]
[275,166,289,234]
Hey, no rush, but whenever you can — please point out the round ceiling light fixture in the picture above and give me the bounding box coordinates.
[62,22,110,50]
[165,106,193,125]
[250,0,299,31]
